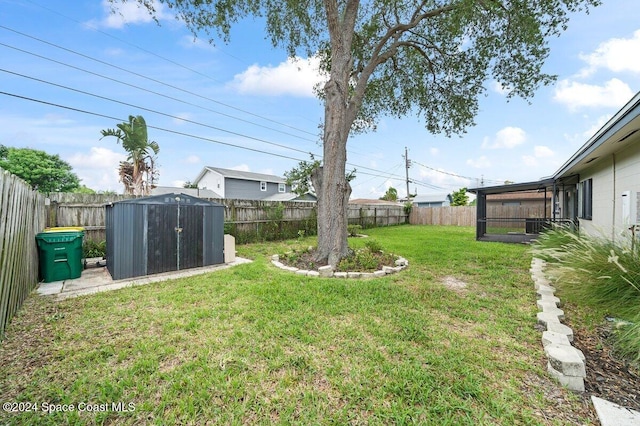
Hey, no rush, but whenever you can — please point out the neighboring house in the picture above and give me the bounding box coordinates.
[412,193,452,208]
[471,91,640,242]
[192,167,315,201]
[151,186,222,199]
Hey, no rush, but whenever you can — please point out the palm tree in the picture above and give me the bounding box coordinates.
[101,115,160,196]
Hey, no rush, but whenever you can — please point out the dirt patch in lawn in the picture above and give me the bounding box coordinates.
[441,276,468,292]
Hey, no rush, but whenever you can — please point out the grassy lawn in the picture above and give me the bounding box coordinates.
[0,225,590,425]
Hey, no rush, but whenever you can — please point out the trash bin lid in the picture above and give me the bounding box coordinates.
[44,227,85,232]
[36,232,82,243]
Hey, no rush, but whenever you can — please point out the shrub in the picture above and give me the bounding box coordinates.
[364,238,383,253]
[532,226,640,367]
[347,224,362,237]
[83,240,106,258]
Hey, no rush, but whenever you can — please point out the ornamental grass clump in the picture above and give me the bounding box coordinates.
[532,224,640,365]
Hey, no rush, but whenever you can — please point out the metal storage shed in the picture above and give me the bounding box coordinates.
[105,193,225,280]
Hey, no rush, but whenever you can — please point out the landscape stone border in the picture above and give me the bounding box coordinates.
[531,257,586,392]
[270,254,408,278]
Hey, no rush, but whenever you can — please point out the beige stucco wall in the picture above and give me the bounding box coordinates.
[578,141,640,240]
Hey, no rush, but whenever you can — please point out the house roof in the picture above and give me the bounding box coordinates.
[263,193,317,202]
[552,91,640,179]
[195,166,286,184]
[468,179,555,195]
[151,186,222,199]
[412,193,451,203]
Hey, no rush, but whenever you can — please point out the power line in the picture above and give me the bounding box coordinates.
[0,25,320,141]
[0,91,310,163]
[1,90,430,187]
[0,68,319,157]
[411,159,504,185]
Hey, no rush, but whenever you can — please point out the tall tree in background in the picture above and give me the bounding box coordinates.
[0,145,80,193]
[100,115,159,196]
[380,187,398,202]
[451,187,469,206]
[119,0,599,266]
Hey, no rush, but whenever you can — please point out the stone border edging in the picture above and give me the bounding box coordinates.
[271,254,408,278]
[531,257,586,392]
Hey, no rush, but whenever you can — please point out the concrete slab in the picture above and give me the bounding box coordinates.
[37,257,252,300]
[592,396,640,426]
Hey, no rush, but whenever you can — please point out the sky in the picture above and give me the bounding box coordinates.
[1,0,640,199]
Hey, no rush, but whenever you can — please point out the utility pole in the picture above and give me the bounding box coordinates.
[403,147,411,200]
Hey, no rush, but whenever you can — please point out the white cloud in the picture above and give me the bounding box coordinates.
[229,56,328,98]
[533,146,554,158]
[88,0,172,29]
[522,155,538,167]
[183,155,200,164]
[429,147,439,156]
[67,147,126,191]
[553,78,633,111]
[466,156,491,169]
[492,81,510,95]
[172,113,193,125]
[481,127,526,149]
[418,166,471,188]
[578,30,640,77]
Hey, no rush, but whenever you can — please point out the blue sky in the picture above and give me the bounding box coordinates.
[1,0,640,199]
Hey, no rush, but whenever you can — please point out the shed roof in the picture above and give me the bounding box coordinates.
[109,193,225,207]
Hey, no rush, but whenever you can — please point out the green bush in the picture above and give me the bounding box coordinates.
[347,224,362,237]
[83,240,106,258]
[364,238,383,253]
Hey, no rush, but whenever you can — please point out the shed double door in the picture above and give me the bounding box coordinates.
[146,204,204,275]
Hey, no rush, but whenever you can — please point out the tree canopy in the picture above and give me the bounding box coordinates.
[450,187,469,206]
[119,0,600,265]
[100,115,159,196]
[380,187,398,202]
[0,145,80,193]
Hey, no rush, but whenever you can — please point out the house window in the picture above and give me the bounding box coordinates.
[578,178,592,220]
[260,181,267,191]
[278,183,286,193]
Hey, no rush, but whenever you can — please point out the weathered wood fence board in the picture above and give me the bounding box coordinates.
[0,169,45,340]
[409,206,476,226]
[409,205,550,228]
[47,194,407,242]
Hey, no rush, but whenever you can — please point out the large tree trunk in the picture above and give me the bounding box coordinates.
[313,84,352,266]
[314,0,359,267]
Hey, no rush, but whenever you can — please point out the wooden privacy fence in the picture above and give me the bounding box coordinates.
[0,169,45,340]
[409,205,550,229]
[409,206,476,226]
[46,194,407,243]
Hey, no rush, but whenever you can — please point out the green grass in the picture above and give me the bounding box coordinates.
[0,226,589,425]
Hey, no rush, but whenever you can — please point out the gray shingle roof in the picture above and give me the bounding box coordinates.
[207,167,286,183]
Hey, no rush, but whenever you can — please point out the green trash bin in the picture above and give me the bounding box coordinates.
[36,229,84,283]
